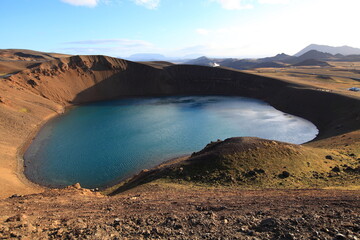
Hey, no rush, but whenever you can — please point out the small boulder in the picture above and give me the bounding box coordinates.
[254,168,265,174]
[325,155,333,160]
[344,167,355,173]
[6,214,27,223]
[279,171,290,179]
[27,79,37,87]
[333,233,347,240]
[72,183,82,189]
[246,170,257,177]
[256,218,278,232]
[9,194,22,199]
[282,233,295,240]
[113,218,121,227]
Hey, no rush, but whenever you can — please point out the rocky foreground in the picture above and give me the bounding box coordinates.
[0,185,359,240]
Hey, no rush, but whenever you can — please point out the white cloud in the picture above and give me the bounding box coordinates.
[258,0,289,4]
[186,0,360,57]
[61,0,160,8]
[196,28,210,35]
[61,38,156,57]
[61,0,99,7]
[133,0,160,9]
[212,0,253,10]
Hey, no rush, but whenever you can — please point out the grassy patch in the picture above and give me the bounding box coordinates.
[107,137,360,195]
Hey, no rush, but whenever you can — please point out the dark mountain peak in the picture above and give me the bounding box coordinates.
[259,53,294,63]
[302,49,331,55]
[185,56,217,66]
[276,53,290,57]
[196,56,211,60]
[298,50,333,60]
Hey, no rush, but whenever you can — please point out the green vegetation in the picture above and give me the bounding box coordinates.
[164,138,359,188]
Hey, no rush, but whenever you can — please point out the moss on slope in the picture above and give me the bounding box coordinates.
[108,137,360,195]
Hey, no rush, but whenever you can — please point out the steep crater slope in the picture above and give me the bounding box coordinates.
[7,55,173,105]
[7,55,360,139]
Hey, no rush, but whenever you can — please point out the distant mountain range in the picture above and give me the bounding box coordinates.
[183,45,360,70]
[125,44,360,70]
[4,44,357,72]
[295,44,360,56]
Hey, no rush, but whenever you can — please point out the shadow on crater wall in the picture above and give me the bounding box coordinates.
[71,64,360,141]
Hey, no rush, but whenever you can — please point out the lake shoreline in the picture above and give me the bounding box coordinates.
[23,96,318,189]
[16,108,65,193]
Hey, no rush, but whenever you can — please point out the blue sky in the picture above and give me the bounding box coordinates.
[1,0,359,58]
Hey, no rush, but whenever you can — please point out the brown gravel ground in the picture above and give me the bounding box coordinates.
[0,184,359,240]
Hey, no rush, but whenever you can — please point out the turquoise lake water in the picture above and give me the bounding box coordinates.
[24,96,318,188]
